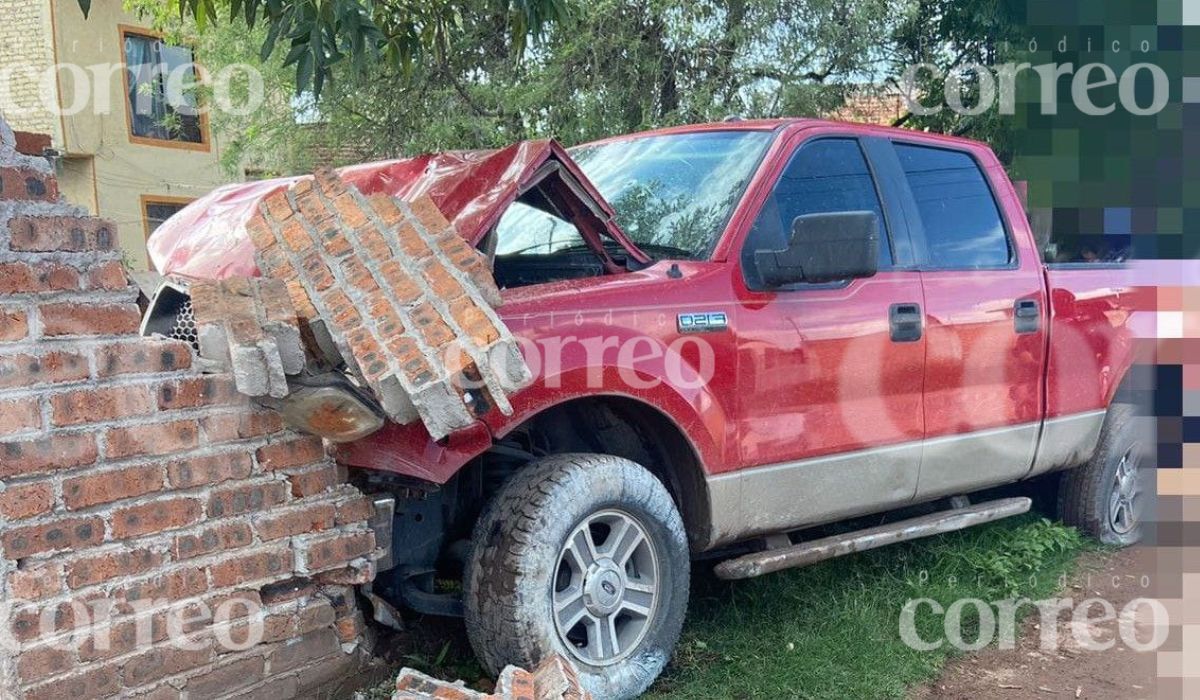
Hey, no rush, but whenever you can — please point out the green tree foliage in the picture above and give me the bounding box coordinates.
[87,0,567,97]
[887,0,1022,160]
[149,0,901,175]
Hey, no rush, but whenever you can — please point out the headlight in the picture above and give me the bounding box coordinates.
[275,375,385,442]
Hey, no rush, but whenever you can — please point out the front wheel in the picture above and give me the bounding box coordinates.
[464,454,689,700]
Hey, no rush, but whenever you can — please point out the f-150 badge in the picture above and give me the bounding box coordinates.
[677,312,729,333]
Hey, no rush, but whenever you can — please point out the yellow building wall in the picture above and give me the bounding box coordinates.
[51,0,233,269]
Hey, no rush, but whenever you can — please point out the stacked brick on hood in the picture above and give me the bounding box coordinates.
[233,168,531,441]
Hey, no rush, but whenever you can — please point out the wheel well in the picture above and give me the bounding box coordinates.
[1112,362,1152,415]
[504,396,712,551]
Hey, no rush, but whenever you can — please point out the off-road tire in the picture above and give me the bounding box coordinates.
[1058,403,1147,546]
[463,453,689,700]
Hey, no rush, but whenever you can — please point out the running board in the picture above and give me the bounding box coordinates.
[713,497,1032,580]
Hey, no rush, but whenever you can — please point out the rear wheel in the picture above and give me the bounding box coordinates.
[464,453,689,700]
[1058,404,1149,546]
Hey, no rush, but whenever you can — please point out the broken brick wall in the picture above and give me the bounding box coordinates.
[0,116,380,698]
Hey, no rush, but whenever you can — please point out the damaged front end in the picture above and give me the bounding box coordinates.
[141,139,644,447]
[141,278,386,443]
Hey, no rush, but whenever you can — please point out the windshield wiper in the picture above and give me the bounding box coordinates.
[561,240,696,261]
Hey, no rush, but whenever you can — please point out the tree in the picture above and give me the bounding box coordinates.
[81,0,567,97]
[886,0,1023,160]
[166,0,902,176]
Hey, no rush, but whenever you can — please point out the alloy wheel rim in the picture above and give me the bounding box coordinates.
[552,509,659,666]
[1109,445,1142,535]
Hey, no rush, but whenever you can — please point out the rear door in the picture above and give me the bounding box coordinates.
[886,140,1048,499]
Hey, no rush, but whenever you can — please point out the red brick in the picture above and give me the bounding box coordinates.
[285,279,317,319]
[256,436,325,470]
[379,260,422,304]
[84,259,129,290]
[451,303,499,345]
[199,410,283,442]
[210,547,294,587]
[111,567,207,611]
[424,261,464,299]
[8,598,82,642]
[2,515,104,559]
[7,215,116,252]
[111,498,203,539]
[295,598,336,633]
[50,384,155,426]
[23,665,118,700]
[95,339,192,377]
[410,301,456,347]
[105,419,198,459]
[166,451,253,489]
[16,644,73,683]
[182,655,266,697]
[156,375,239,410]
[286,464,338,498]
[0,167,59,204]
[207,481,289,518]
[0,432,98,479]
[8,564,63,601]
[66,548,162,589]
[122,642,214,687]
[0,396,40,432]
[280,218,314,252]
[171,521,254,560]
[78,615,167,662]
[0,482,53,520]
[262,189,294,223]
[254,503,335,541]
[299,251,335,290]
[13,130,51,156]
[0,350,89,389]
[40,302,140,336]
[266,628,340,674]
[332,193,370,229]
[0,261,80,294]
[297,531,374,572]
[0,306,28,341]
[334,612,365,642]
[62,464,164,509]
[335,496,375,525]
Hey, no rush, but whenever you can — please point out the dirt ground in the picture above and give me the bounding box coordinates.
[909,547,1160,700]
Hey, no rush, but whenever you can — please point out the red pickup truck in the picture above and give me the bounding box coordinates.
[151,119,1142,699]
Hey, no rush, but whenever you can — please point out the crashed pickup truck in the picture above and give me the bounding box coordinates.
[147,119,1144,699]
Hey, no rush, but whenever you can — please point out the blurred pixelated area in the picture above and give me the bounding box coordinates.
[1009,1,1198,262]
[1005,1,1198,694]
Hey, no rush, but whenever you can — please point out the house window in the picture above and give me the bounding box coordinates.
[142,197,192,240]
[122,28,207,147]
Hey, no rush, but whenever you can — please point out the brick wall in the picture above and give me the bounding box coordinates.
[0,117,379,698]
[0,0,58,138]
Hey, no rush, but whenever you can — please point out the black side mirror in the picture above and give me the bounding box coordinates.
[753,211,880,287]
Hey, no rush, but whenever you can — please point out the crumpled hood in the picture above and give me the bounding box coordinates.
[149,139,648,279]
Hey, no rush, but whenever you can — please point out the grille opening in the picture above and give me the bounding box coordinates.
[140,282,199,352]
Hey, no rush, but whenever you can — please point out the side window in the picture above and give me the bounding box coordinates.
[743,139,892,281]
[894,144,1011,268]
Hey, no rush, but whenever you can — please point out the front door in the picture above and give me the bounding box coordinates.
[722,134,927,540]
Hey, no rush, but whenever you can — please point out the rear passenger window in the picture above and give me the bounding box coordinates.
[744,138,892,271]
[895,144,1011,268]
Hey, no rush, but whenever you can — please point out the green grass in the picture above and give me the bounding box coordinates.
[646,515,1086,699]
[376,514,1088,699]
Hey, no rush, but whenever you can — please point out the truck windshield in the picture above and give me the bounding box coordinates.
[495,130,774,260]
